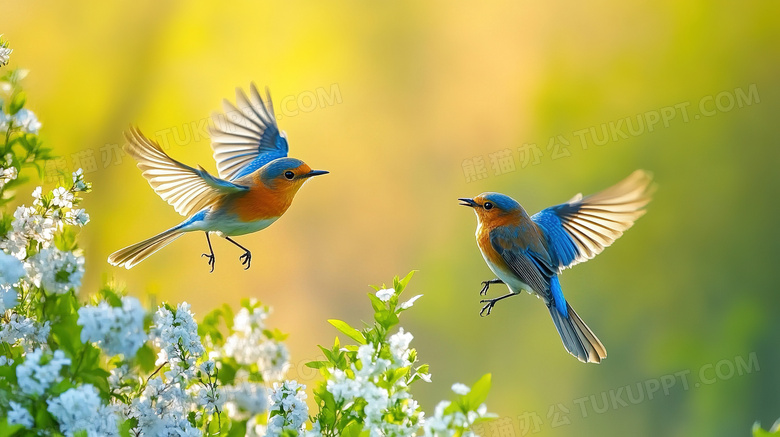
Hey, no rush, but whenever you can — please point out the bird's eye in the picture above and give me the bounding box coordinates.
[284,171,295,180]
[483,202,494,210]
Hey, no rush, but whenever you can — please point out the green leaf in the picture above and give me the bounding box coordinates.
[374,310,399,330]
[328,319,366,345]
[305,360,329,369]
[119,418,138,437]
[341,421,364,437]
[135,343,157,373]
[753,421,780,436]
[465,373,492,411]
[367,292,386,313]
[9,91,25,115]
[227,419,248,437]
[396,270,416,294]
[54,226,78,251]
[0,417,24,437]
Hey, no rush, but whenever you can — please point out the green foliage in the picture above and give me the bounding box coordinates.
[754,421,780,437]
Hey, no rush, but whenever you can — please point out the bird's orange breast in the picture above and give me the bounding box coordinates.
[230,183,297,222]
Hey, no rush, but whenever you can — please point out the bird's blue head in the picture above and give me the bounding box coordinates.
[258,157,328,189]
[458,192,527,225]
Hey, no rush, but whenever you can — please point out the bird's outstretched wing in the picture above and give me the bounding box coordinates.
[125,127,248,217]
[209,83,289,181]
[532,170,654,271]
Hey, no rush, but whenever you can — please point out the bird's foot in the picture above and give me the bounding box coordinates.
[202,253,215,273]
[479,279,504,296]
[239,251,251,270]
[479,298,498,317]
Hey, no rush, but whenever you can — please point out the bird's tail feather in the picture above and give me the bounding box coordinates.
[548,302,607,363]
[108,227,184,269]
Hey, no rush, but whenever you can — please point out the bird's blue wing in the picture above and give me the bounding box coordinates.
[209,83,289,181]
[490,226,570,317]
[489,228,554,295]
[532,170,654,271]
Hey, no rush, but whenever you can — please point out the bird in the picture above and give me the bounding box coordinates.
[459,170,653,363]
[108,83,328,271]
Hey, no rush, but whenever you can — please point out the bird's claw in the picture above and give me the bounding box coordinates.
[239,251,252,270]
[479,299,497,317]
[479,281,491,296]
[202,253,215,273]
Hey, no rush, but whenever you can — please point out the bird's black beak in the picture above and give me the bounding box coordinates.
[303,169,329,178]
[459,198,478,208]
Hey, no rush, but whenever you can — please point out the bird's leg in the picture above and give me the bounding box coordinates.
[479,292,518,317]
[201,233,216,273]
[225,237,252,270]
[480,278,504,296]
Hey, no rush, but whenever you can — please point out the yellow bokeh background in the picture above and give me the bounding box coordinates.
[3,1,779,435]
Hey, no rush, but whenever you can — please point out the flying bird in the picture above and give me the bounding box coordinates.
[459,170,653,363]
[108,84,328,271]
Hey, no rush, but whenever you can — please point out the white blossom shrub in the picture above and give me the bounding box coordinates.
[0,40,495,436]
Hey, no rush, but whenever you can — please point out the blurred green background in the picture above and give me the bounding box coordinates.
[2,1,779,435]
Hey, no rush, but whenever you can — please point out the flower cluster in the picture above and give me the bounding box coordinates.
[47,384,120,437]
[15,349,70,395]
[306,272,494,436]
[78,295,147,357]
[267,380,310,436]
[0,35,12,67]
[220,303,290,381]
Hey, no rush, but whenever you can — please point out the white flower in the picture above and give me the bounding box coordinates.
[51,186,74,208]
[376,288,395,302]
[232,305,269,334]
[451,383,470,395]
[16,349,71,396]
[7,401,33,428]
[388,328,414,365]
[26,247,85,294]
[223,382,268,420]
[31,186,43,206]
[0,286,18,312]
[354,343,391,379]
[72,169,90,191]
[326,369,363,403]
[0,252,24,311]
[12,109,42,134]
[399,294,423,310]
[78,296,147,357]
[267,381,308,436]
[0,166,17,188]
[47,384,120,437]
[10,204,58,247]
[0,47,11,67]
[0,37,10,67]
[361,382,390,427]
[0,251,25,282]
[0,314,50,350]
[128,377,200,436]
[221,305,290,382]
[423,400,494,436]
[64,208,90,226]
[151,302,205,381]
[257,340,290,381]
[196,385,224,416]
